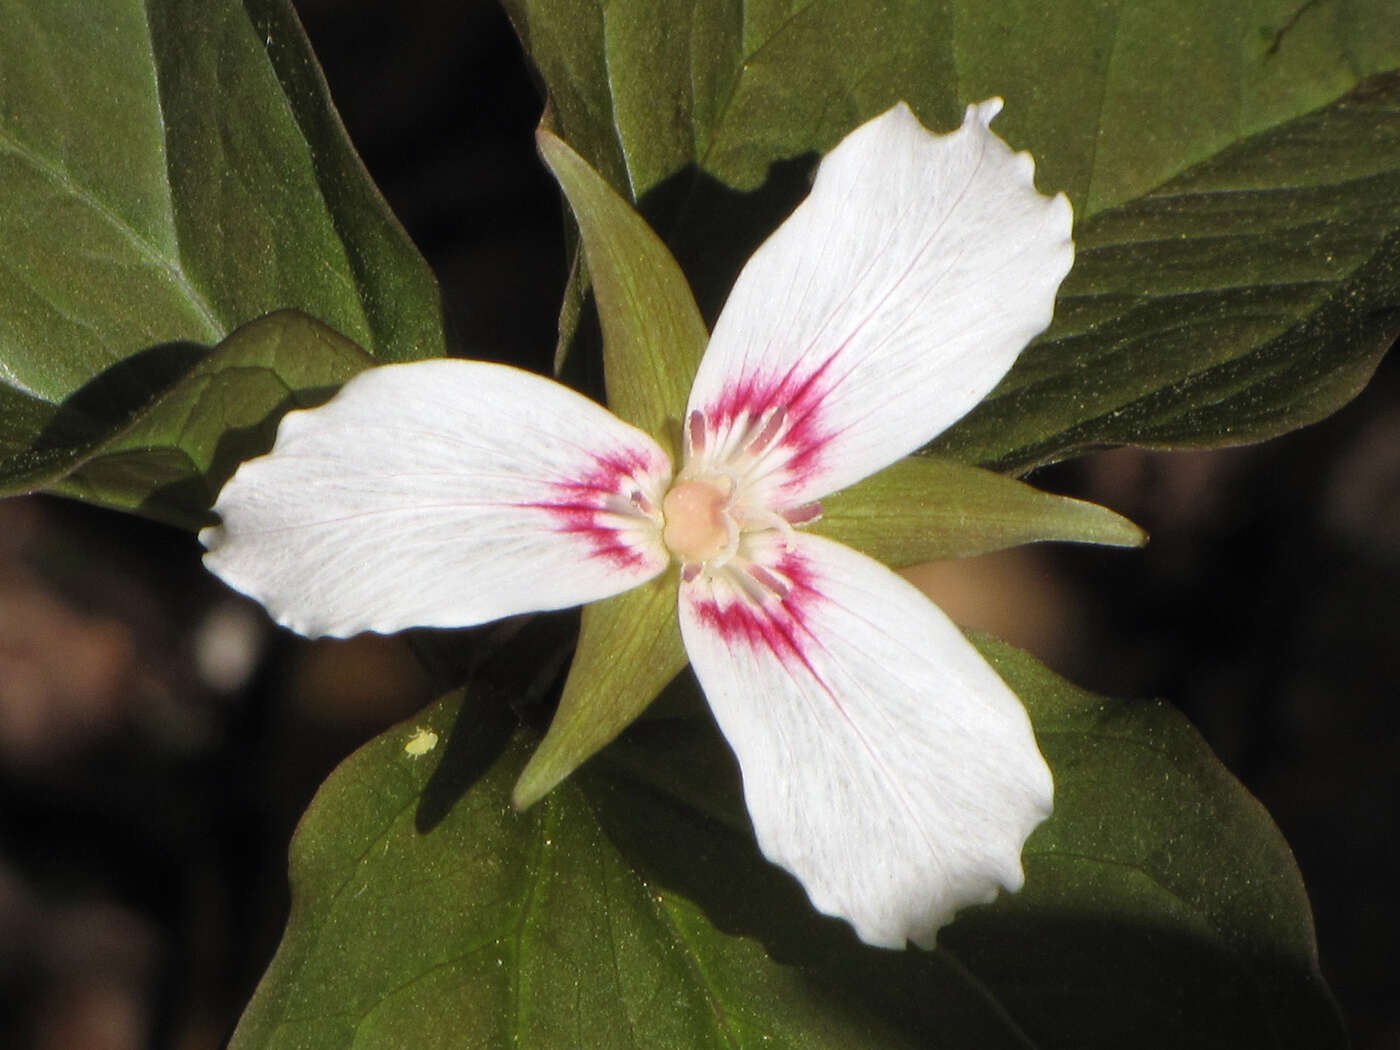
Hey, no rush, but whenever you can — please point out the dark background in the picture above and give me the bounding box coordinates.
[0,2,1395,1047]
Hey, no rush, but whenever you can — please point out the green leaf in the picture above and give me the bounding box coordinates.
[963,635,1343,1047]
[231,697,914,1050]
[536,129,708,454]
[0,311,372,529]
[0,0,444,516]
[506,2,1400,462]
[506,0,1398,223]
[815,454,1145,567]
[234,639,1340,1049]
[934,73,1400,470]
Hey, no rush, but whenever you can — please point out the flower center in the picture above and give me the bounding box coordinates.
[661,478,734,565]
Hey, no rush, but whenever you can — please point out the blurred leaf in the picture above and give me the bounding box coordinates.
[815,454,1145,566]
[0,312,372,529]
[506,2,1400,462]
[0,0,443,518]
[232,639,1341,1049]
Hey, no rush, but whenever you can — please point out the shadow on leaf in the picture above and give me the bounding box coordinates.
[414,611,578,833]
[555,151,818,391]
[584,693,1345,1049]
[638,153,818,327]
[133,378,345,528]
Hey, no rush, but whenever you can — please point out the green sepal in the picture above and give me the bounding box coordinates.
[516,129,709,807]
[813,455,1145,568]
[513,572,688,810]
[535,129,709,456]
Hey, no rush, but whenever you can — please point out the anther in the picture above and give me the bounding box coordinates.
[781,502,823,527]
[745,406,786,458]
[744,562,791,600]
[686,411,708,459]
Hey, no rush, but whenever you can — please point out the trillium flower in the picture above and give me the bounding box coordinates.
[202,99,1074,949]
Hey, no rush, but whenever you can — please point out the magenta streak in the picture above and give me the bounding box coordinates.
[519,450,661,571]
[690,551,832,689]
[704,352,843,492]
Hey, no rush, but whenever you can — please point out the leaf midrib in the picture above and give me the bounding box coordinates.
[0,129,225,348]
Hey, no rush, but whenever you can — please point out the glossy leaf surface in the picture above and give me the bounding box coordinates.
[506,0,1400,466]
[935,74,1400,470]
[0,0,442,518]
[0,312,371,529]
[230,638,1341,1050]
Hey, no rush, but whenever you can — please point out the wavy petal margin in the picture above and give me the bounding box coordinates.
[202,360,671,637]
[685,100,1074,508]
[678,531,1053,948]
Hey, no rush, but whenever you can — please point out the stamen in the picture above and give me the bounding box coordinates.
[602,488,661,524]
[686,411,708,459]
[744,507,798,546]
[719,506,741,564]
[744,562,791,600]
[745,406,786,458]
[781,501,823,527]
[602,493,635,516]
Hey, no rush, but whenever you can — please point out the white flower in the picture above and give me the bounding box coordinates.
[202,100,1073,949]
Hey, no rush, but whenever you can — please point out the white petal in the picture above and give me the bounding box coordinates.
[201,360,671,638]
[678,531,1053,948]
[686,100,1073,506]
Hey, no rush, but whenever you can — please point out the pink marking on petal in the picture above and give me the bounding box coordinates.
[746,406,786,457]
[520,446,665,571]
[702,352,843,492]
[690,550,830,685]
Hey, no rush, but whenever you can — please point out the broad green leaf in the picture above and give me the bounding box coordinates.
[934,73,1400,470]
[0,0,444,517]
[815,454,1145,566]
[0,312,372,529]
[505,0,1398,224]
[506,2,1400,462]
[536,129,708,453]
[231,697,917,1050]
[233,639,1340,1049]
[961,635,1342,1047]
